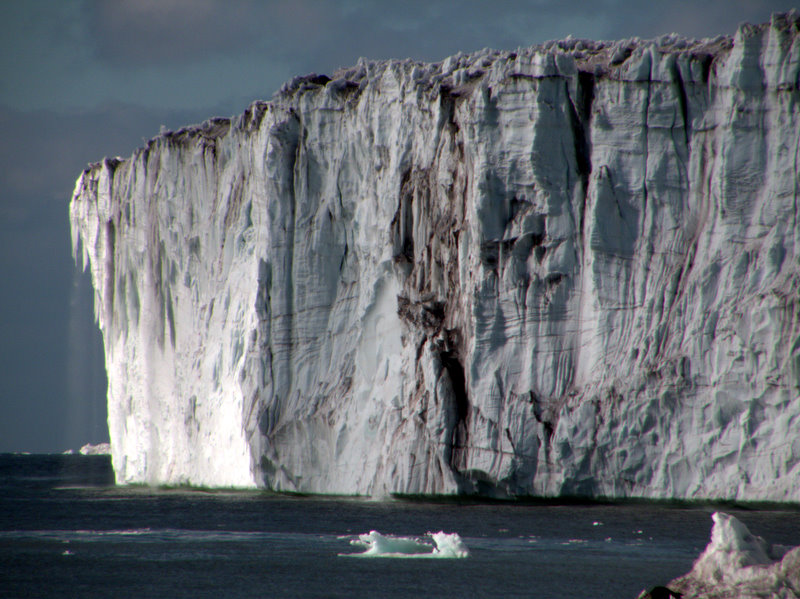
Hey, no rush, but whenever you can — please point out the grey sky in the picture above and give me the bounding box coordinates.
[0,0,794,452]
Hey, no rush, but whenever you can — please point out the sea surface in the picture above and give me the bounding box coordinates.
[2,454,799,599]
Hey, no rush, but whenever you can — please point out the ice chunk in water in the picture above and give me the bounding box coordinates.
[429,532,470,558]
[343,530,469,558]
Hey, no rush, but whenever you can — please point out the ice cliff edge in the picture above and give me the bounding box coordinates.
[71,14,800,498]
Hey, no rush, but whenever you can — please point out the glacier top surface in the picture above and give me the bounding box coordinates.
[81,11,798,176]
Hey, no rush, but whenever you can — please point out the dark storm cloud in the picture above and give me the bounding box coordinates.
[85,0,799,71]
[85,0,273,65]
[76,0,799,118]
[82,0,577,69]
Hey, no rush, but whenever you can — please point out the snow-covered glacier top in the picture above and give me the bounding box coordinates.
[71,13,800,499]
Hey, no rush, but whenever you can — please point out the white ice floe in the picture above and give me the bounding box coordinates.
[343,531,469,558]
[79,442,111,455]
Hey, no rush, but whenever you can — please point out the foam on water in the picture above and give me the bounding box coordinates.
[342,531,469,558]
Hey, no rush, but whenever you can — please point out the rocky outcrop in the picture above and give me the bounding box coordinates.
[71,13,800,497]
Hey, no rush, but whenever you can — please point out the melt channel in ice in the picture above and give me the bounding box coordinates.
[341,531,469,558]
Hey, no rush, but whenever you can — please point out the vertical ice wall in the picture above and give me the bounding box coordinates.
[71,13,800,498]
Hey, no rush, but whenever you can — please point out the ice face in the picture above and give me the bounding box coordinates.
[70,13,800,499]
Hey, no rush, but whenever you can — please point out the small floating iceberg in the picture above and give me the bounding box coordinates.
[342,531,469,558]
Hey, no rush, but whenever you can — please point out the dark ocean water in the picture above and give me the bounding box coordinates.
[2,454,799,599]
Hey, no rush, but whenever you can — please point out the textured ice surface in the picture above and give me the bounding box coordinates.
[71,13,800,498]
[79,442,111,455]
[662,512,800,599]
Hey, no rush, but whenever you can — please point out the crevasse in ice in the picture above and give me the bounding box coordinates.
[71,13,800,498]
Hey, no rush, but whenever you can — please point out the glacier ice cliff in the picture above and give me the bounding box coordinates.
[71,14,800,498]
